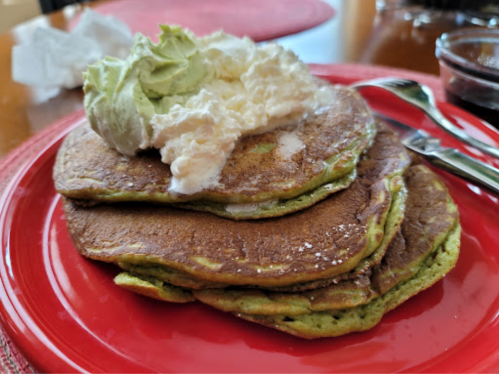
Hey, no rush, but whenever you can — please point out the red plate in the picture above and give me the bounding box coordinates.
[1,75,499,373]
[71,0,335,42]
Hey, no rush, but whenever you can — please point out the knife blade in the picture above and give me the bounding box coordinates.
[376,113,499,195]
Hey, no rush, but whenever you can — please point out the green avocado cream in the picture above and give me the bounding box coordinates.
[83,25,211,155]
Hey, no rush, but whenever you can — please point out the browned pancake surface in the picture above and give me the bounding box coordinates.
[63,123,409,287]
[54,86,374,203]
[371,164,460,294]
[193,164,460,315]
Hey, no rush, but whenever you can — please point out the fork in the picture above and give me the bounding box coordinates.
[351,78,499,159]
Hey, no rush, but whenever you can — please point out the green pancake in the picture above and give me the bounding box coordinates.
[260,171,407,293]
[114,272,195,303]
[113,165,461,339]
[63,122,410,289]
[116,222,460,334]
[172,169,357,220]
[116,170,405,292]
[238,224,460,339]
[116,224,460,338]
[193,165,460,317]
[54,85,375,215]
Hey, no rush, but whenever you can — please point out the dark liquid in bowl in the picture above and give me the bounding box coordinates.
[445,89,499,129]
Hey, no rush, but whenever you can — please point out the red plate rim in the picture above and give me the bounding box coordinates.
[1,77,499,372]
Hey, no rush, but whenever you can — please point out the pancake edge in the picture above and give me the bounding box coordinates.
[238,222,461,339]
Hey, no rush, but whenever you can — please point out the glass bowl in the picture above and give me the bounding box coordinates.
[436,28,499,128]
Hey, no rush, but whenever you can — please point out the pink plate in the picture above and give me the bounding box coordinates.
[1,75,499,373]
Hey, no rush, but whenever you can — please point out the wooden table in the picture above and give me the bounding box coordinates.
[0,0,462,159]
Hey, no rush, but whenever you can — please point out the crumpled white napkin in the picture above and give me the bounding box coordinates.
[12,8,133,89]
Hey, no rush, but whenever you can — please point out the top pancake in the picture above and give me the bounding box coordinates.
[54,85,375,205]
[63,122,410,288]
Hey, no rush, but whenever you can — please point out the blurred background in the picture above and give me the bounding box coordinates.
[0,0,499,69]
[2,0,498,73]
[1,0,499,157]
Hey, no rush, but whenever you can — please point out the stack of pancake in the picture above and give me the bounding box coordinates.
[54,85,461,339]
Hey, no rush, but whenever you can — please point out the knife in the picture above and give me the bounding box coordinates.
[376,113,499,195]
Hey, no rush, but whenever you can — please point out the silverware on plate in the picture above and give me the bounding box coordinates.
[377,113,499,195]
[352,78,499,159]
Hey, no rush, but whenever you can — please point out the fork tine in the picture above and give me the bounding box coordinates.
[378,80,404,87]
[383,81,403,87]
[396,78,415,84]
[382,79,416,87]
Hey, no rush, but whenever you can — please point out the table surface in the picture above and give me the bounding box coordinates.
[0,0,463,159]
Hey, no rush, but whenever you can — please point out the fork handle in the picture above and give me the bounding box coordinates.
[427,147,499,195]
[426,107,499,159]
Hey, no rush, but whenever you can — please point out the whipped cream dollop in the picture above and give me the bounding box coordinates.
[84,25,337,195]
